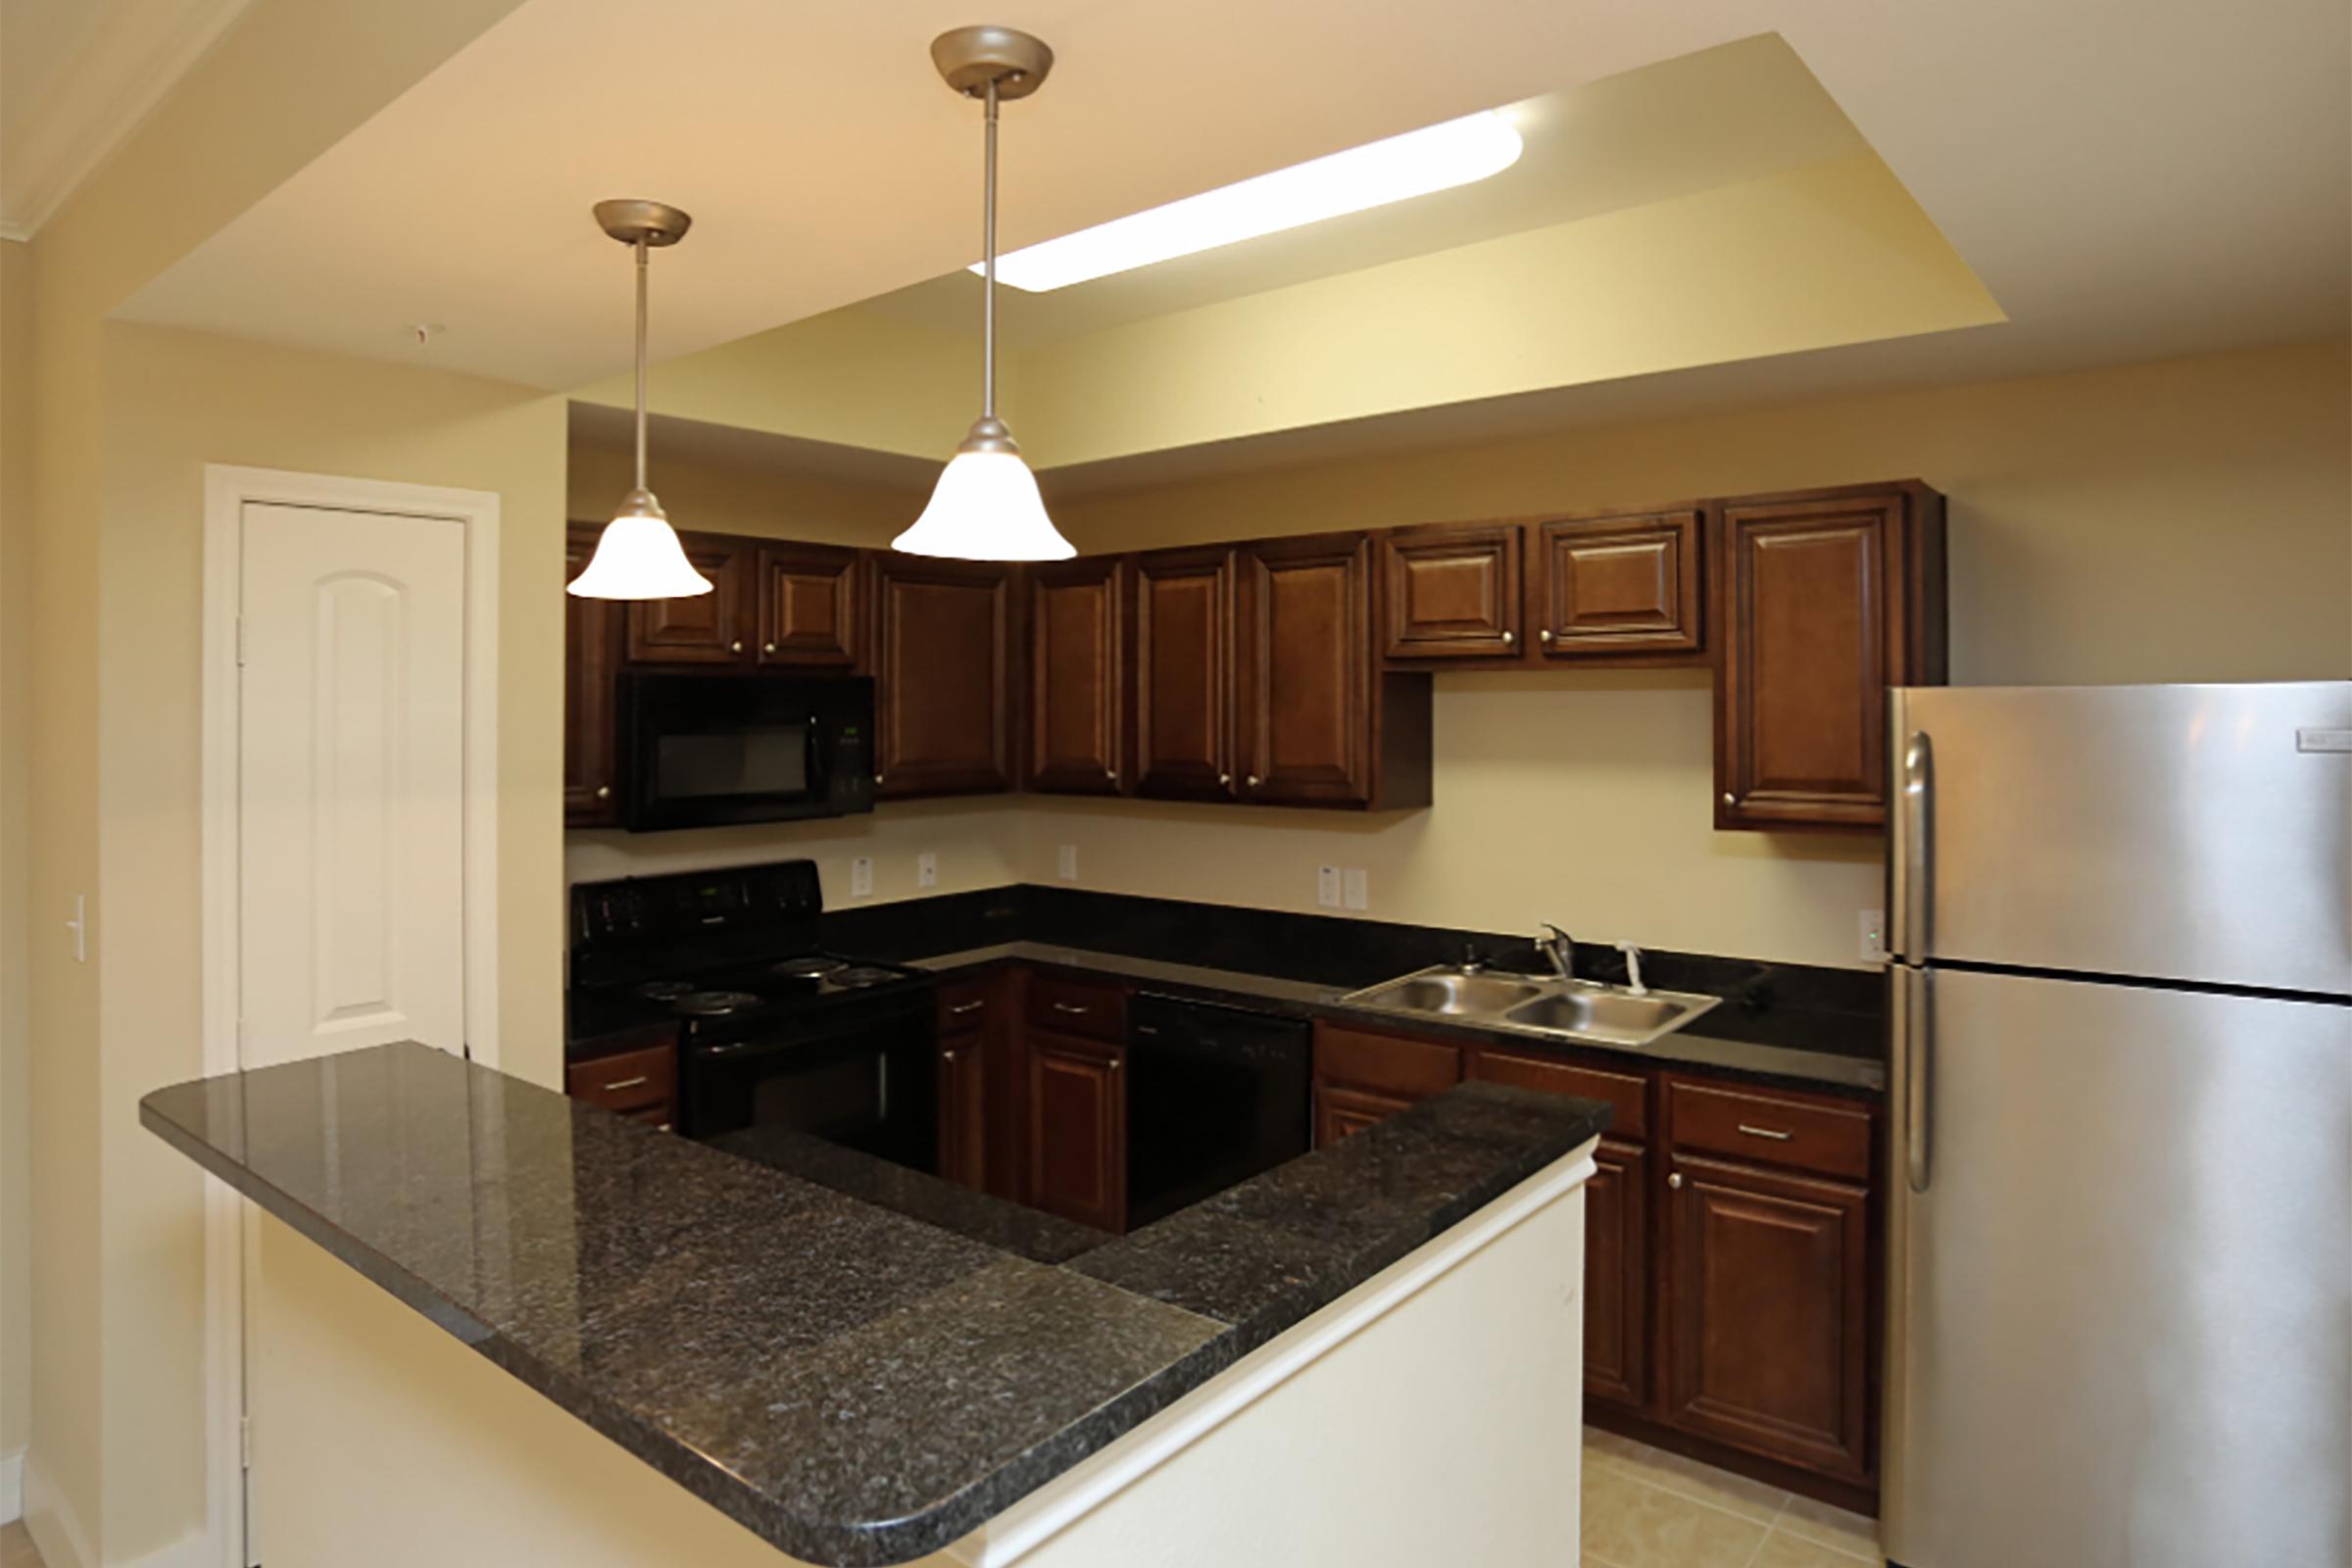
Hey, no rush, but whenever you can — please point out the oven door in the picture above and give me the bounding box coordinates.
[619,672,874,831]
[679,1009,937,1173]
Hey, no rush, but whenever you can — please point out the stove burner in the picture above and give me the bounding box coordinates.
[770,956,847,980]
[828,966,902,991]
[674,990,761,1017]
[634,980,693,1001]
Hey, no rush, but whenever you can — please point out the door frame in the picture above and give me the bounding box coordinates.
[197,464,502,1568]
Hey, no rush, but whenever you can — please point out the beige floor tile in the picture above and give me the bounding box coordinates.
[1589,1437,1789,1525]
[1582,1464,1770,1568]
[1,1522,46,1568]
[1751,1529,1881,1567]
[1775,1493,1882,1558]
[1582,1426,1654,1470]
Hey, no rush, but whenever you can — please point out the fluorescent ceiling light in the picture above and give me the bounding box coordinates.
[972,111,1525,293]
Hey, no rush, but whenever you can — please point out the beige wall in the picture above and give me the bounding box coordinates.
[0,236,30,1473]
[1011,338,2351,969]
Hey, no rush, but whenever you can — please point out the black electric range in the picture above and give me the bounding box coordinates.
[568,860,938,1170]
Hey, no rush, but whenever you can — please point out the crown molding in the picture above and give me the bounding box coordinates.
[1,0,257,239]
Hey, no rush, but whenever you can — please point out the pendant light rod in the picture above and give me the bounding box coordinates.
[982,76,999,420]
[633,235,651,491]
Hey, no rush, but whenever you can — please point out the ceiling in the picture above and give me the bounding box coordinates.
[104,0,2352,427]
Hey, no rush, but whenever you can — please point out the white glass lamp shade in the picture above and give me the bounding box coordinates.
[892,449,1076,562]
[567,491,713,600]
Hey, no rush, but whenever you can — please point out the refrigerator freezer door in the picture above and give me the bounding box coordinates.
[1883,966,2350,1568]
[1887,682,2352,995]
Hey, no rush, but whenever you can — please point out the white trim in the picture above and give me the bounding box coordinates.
[23,1451,96,1568]
[199,464,503,1568]
[948,1139,1599,1566]
[0,1446,21,1522]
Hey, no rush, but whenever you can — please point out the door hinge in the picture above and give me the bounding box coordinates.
[234,615,247,666]
[239,1413,253,1469]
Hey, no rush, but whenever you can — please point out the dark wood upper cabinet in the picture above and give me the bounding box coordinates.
[564,524,623,826]
[1533,510,1705,662]
[1133,547,1239,801]
[1381,523,1523,661]
[1027,557,1127,795]
[871,555,1016,798]
[1715,482,1946,830]
[1240,533,1373,806]
[754,542,860,667]
[1662,1152,1872,1482]
[1025,1027,1126,1234]
[625,535,754,663]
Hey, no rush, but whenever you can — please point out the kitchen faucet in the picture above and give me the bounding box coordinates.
[1536,923,1575,982]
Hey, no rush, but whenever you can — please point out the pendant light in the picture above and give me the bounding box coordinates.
[892,26,1076,562]
[569,199,713,601]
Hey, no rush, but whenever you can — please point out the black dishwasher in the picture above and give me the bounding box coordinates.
[1126,993,1314,1229]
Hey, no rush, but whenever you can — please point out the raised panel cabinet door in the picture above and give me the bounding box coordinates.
[1584,1138,1650,1408]
[937,1029,988,1192]
[625,534,753,663]
[1133,547,1238,800]
[564,524,624,825]
[1534,511,1704,661]
[1240,533,1373,806]
[1025,1028,1126,1233]
[755,542,860,666]
[1663,1152,1872,1481]
[872,556,1014,797]
[1313,1082,1415,1148]
[1381,523,1522,660]
[1715,485,1945,829]
[1028,557,1126,794]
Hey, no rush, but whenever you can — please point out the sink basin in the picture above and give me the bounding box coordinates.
[1338,964,1719,1050]
[1351,972,1544,1017]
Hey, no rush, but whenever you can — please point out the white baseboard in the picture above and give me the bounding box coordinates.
[0,1447,21,1523]
[23,1451,95,1568]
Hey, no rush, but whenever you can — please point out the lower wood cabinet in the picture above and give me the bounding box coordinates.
[1582,1138,1650,1408]
[1025,1026,1126,1233]
[937,1023,990,1193]
[564,1036,679,1130]
[1313,1081,1416,1146]
[1661,1152,1872,1481]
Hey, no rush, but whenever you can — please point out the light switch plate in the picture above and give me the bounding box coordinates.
[851,857,874,899]
[1317,865,1341,908]
[1859,907,1887,963]
[1343,868,1369,912]
[1056,844,1079,882]
[917,853,938,890]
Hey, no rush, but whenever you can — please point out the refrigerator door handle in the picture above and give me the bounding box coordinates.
[1897,964,1933,1193]
[1890,728,1934,960]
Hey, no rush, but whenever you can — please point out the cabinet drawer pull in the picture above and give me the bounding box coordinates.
[1539,628,1555,644]
[1217,771,1231,786]
[1668,1172,1684,1190]
[730,641,744,653]
[948,1000,986,1016]
[1500,629,1515,646]
[1052,1002,1090,1015]
[762,641,777,654]
[601,1075,650,1093]
[1737,1123,1794,1142]
[595,786,611,799]
[942,1049,960,1063]
[1246,774,1260,789]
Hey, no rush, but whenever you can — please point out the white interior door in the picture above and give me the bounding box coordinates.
[237,501,468,1069]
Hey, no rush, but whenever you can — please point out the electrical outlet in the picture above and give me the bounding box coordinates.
[1859,907,1887,963]
[1317,865,1341,908]
[1056,844,1079,882]
[917,853,938,890]
[851,857,874,899]
[1343,868,1369,912]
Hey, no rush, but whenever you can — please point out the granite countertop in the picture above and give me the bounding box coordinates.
[914,941,1885,1094]
[142,1042,1609,1567]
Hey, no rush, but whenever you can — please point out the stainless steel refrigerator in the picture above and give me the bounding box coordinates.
[1883,681,2351,1568]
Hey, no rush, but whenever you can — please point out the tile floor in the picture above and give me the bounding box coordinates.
[0,1522,41,1568]
[1584,1428,1883,1568]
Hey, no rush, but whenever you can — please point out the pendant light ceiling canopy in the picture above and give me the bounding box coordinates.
[891,25,1076,563]
[568,199,714,601]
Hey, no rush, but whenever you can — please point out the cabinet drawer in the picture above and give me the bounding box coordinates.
[1470,1048,1648,1140]
[1025,972,1127,1042]
[1313,1022,1462,1100]
[1665,1077,1871,1180]
[565,1042,676,1114]
[936,976,998,1034]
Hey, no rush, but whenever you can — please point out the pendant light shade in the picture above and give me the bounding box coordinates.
[893,26,1075,563]
[570,199,712,601]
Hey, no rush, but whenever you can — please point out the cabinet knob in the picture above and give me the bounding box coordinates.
[595,786,611,800]
[730,641,744,653]
[1539,628,1554,644]
[1721,792,1736,807]
[875,773,886,785]
[1106,766,1118,781]
[1500,629,1515,646]
[1246,774,1259,789]
[1109,1057,1124,1071]
[1668,1172,1684,1190]
[762,642,777,654]
[1218,772,1231,786]
[943,1050,960,1063]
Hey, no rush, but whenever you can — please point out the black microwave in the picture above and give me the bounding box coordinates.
[616,672,876,830]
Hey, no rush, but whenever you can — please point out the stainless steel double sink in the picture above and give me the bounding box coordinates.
[1338,965,1719,1050]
